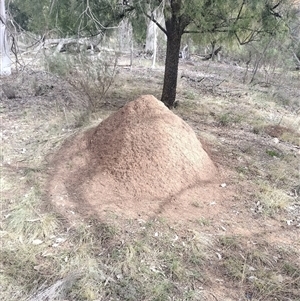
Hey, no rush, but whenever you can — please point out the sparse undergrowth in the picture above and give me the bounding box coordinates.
[45,51,118,112]
[1,58,299,300]
[218,235,300,301]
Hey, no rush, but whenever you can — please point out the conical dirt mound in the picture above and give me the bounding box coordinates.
[87,94,216,198]
[49,95,219,219]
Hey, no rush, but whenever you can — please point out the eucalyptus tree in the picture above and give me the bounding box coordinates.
[122,0,290,108]
[0,0,11,75]
[288,2,300,68]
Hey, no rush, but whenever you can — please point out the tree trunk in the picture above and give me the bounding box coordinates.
[151,21,157,69]
[161,18,182,108]
[211,40,216,61]
[0,0,11,76]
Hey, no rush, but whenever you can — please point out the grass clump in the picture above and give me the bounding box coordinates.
[197,217,210,226]
[5,187,58,241]
[217,111,244,127]
[219,235,241,250]
[265,149,282,158]
[257,183,292,216]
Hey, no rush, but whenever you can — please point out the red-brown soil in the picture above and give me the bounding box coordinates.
[48,95,229,221]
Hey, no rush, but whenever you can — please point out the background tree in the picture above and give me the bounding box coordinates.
[0,0,11,76]
[288,2,300,68]
[111,0,290,108]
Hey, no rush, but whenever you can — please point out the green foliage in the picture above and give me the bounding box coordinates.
[266,149,281,158]
[130,12,147,44]
[187,0,292,46]
[8,0,123,36]
[7,2,29,30]
[8,0,295,49]
[7,0,49,34]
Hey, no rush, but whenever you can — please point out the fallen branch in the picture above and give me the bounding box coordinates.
[181,73,205,83]
[292,51,300,69]
[201,46,222,61]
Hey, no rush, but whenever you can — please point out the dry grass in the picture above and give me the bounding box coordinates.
[1,57,299,300]
[256,182,293,216]
[218,235,300,301]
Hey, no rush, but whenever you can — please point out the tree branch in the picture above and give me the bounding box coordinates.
[234,0,245,24]
[266,0,283,18]
[292,51,300,66]
[234,29,261,45]
[145,12,167,35]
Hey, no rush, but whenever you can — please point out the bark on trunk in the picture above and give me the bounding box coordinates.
[0,0,11,76]
[161,18,182,108]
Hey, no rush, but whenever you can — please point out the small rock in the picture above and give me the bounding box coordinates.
[220,183,227,188]
[248,276,258,282]
[276,274,284,283]
[55,237,66,243]
[273,138,279,144]
[32,239,43,245]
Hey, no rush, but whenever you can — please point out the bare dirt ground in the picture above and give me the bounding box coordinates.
[1,57,300,300]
